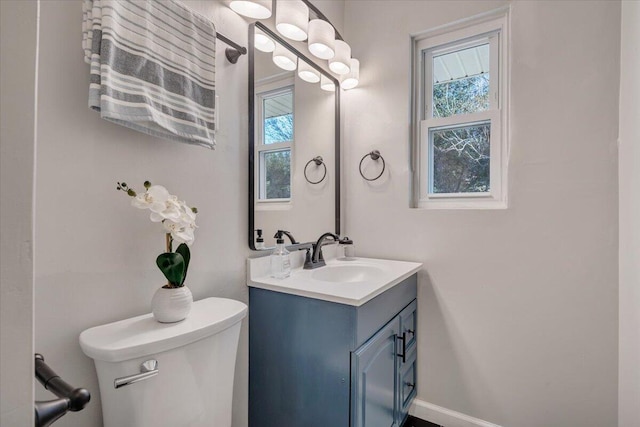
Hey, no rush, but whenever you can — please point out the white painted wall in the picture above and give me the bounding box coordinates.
[33,1,251,426]
[618,2,640,426]
[0,1,38,426]
[343,1,620,426]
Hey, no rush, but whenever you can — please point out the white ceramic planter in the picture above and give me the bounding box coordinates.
[151,286,193,323]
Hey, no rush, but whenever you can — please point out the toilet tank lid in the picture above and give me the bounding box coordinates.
[79,297,247,363]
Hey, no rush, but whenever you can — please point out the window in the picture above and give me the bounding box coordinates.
[413,11,509,208]
[256,84,294,202]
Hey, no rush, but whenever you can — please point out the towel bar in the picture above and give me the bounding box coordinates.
[34,354,90,427]
[218,33,247,64]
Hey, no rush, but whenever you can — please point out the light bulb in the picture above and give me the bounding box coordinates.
[320,75,335,92]
[340,59,360,89]
[275,0,309,41]
[255,31,275,53]
[328,40,351,75]
[229,0,272,19]
[273,43,297,71]
[298,61,320,83]
[308,19,335,60]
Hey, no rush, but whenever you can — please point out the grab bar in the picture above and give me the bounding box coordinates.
[34,353,90,427]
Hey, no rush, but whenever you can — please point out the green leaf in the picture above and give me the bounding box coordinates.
[156,252,185,287]
[175,244,191,286]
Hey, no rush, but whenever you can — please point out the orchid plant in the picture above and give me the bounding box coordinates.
[117,181,198,288]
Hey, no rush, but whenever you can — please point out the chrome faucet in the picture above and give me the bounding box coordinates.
[304,232,340,269]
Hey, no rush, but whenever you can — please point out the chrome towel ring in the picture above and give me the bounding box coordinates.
[304,156,327,184]
[359,150,385,181]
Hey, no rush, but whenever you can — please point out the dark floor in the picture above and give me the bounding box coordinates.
[402,415,441,427]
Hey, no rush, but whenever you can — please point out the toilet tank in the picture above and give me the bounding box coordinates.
[80,298,247,427]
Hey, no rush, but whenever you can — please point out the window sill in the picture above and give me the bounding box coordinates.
[414,198,507,210]
[255,201,292,211]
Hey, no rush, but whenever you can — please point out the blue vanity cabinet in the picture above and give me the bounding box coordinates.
[249,273,418,427]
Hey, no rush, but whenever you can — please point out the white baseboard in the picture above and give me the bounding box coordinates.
[410,399,503,427]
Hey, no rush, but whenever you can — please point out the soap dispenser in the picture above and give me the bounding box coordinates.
[255,229,265,250]
[270,230,291,279]
[339,237,356,260]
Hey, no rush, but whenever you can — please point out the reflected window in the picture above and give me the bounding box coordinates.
[257,85,294,201]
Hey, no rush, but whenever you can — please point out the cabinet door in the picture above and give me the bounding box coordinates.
[351,317,400,427]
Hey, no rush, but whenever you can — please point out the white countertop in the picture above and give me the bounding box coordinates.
[247,248,422,306]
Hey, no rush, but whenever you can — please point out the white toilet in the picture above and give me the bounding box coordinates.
[80,297,247,427]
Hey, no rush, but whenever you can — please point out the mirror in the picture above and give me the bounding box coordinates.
[248,22,340,250]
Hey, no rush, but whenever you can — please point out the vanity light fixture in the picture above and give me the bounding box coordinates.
[307,19,335,60]
[234,2,362,90]
[254,30,275,53]
[229,0,272,19]
[276,0,309,42]
[320,75,334,92]
[328,40,351,75]
[298,61,321,83]
[273,43,298,71]
[340,58,359,89]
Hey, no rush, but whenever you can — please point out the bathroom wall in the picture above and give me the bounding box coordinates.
[618,1,640,426]
[0,1,37,425]
[33,1,251,426]
[343,1,620,426]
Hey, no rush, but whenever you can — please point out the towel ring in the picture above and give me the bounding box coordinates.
[359,150,386,181]
[304,156,327,184]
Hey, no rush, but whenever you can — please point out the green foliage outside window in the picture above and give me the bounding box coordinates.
[431,74,491,193]
[264,150,291,199]
[262,113,292,199]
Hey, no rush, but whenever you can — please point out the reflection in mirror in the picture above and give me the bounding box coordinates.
[249,22,340,250]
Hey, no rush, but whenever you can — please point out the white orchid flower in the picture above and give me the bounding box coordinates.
[120,181,197,247]
[162,219,181,233]
[171,225,195,246]
[131,185,170,212]
[172,227,196,246]
[179,202,197,224]
[149,194,185,223]
[162,218,196,246]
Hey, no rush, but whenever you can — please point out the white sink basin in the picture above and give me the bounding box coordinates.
[247,249,422,306]
[311,264,385,283]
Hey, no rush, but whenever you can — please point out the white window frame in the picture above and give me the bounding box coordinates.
[255,76,295,207]
[412,9,509,209]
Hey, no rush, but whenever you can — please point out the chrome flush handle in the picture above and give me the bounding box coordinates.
[114,359,158,389]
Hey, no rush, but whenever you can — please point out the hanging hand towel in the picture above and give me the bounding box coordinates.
[82,0,216,149]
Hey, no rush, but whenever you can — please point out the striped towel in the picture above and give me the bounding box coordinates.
[82,0,216,149]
